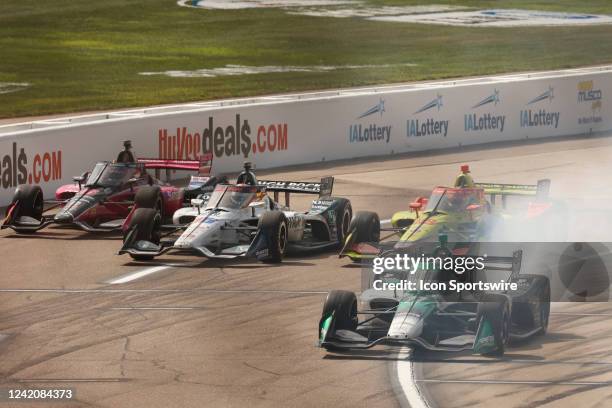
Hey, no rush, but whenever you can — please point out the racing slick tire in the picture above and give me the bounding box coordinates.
[529,275,551,335]
[320,290,358,351]
[476,294,510,357]
[511,274,551,336]
[8,185,44,233]
[350,211,380,243]
[258,211,288,263]
[334,198,353,245]
[123,208,162,261]
[536,278,551,335]
[135,186,164,218]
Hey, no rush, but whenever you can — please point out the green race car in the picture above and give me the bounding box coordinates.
[321,241,550,357]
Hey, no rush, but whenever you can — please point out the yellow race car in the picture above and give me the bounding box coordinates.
[340,165,557,262]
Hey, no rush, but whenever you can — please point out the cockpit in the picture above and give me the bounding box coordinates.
[85,162,143,188]
[424,187,484,214]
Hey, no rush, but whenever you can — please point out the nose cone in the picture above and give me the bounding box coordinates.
[54,212,74,224]
[175,217,222,248]
[388,312,424,339]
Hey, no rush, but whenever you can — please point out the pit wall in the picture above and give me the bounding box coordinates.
[0,67,610,206]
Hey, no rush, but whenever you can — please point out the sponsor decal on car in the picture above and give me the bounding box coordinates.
[349,99,392,144]
[520,87,560,129]
[286,215,305,230]
[0,142,62,189]
[158,114,288,159]
[577,80,603,125]
[407,94,449,137]
[464,89,506,132]
[258,180,321,193]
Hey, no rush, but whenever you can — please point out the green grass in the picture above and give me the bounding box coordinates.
[1,0,612,118]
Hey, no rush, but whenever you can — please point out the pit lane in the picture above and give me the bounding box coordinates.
[3,134,612,407]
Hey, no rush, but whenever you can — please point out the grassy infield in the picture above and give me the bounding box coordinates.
[1,0,612,118]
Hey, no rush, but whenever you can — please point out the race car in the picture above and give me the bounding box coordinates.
[118,176,353,263]
[319,241,550,357]
[340,165,560,262]
[1,151,226,234]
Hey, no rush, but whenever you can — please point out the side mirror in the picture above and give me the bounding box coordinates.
[127,177,139,191]
[73,171,89,188]
[409,201,422,216]
[191,198,204,207]
[249,201,265,216]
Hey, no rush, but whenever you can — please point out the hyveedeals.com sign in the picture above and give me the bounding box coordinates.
[0,66,611,206]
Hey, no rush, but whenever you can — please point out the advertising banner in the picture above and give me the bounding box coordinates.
[0,69,610,206]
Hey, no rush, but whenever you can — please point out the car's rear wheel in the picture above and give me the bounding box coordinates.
[124,208,161,261]
[258,211,288,263]
[135,186,163,219]
[537,278,551,335]
[334,198,353,245]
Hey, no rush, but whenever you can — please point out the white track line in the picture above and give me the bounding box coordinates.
[0,288,327,294]
[551,312,612,316]
[16,379,124,383]
[106,266,170,284]
[109,307,205,311]
[396,347,432,408]
[416,379,612,386]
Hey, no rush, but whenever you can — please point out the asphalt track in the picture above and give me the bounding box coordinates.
[3,135,612,407]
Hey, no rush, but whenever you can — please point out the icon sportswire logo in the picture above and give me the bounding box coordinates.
[407,94,449,137]
[521,87,560,128]
[465,89,505,132]
[357,98,386,119]
[349,99,391,144]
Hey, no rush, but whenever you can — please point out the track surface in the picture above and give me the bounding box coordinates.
[3,135,612,407]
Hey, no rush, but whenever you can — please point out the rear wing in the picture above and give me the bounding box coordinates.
[138,153,213,180]
[258,176,334,207]
[475,179,550,206]
[482,250,523,281]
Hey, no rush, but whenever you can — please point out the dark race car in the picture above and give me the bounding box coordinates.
[319,241,550,357]
[1,153,226,234]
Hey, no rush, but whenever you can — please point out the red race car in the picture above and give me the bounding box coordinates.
[1,151,226,234]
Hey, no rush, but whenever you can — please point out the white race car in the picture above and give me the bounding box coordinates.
[118,177,353,263]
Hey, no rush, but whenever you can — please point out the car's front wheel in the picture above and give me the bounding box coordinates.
[8,185,44,233]
[476,294,510,357]
[258,211,288,263]
[124,208,161,261]
[319,290,358,351]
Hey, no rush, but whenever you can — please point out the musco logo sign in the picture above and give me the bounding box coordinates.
[407,94,449,137]
[520,87,560,129]
[577,80,603,125]
[158,114,288,160]
[349,99,392,144]
[464,89,506,132]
